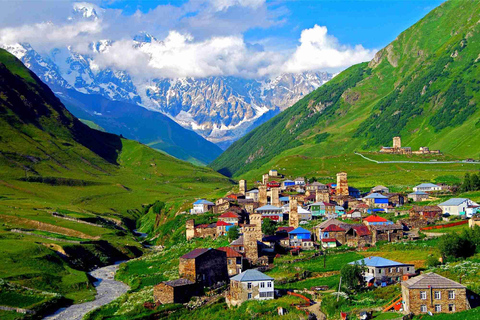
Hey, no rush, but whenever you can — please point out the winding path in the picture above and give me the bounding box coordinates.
[44,262,129,320]
[355,152,480,165]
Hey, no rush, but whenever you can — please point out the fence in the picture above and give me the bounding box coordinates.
[420,220,467,231]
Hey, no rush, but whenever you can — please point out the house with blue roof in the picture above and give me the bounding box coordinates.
[413,183,441,193]
[227,269,274,306]
[437,198,479,216]
[255,205,284,222]
[282,180,295,189]
[288,227,314,249]
[349,256,416,287]
[190,199,215,214]
[408,191,429,202]
[363,193,389,208]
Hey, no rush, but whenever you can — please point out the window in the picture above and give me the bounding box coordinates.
[260,282,265,288]
[434,291,441,300]
[421,305,427,313]
[448,304,455,312]
[407,267,410,272]
[397,267,401,272]
[267,281,272,288]
[448,290,455,299]
[420,291,427,300]
[390,268,394,273]
[435,305,442,312]
[247,282,252,289]
[260,292,273,298]
[247,293,252,300]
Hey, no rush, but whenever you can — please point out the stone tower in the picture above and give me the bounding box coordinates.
[243,225,259,262]
[336,172,349,196]
[393,136,401,149]
[316,190,329,203]
[259,185,267,207]
[186,219,195,241]
[249,213,263,242]
[239,179,247,195]
[262,173,269,185]
[289,197,299,229]
[270,187,280,207]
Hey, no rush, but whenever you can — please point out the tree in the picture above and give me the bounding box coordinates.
[438,233,475,260]
[461,173,472,192]
[340,262,366,294]
[262,218,277,236]
[227,225,240,241]
[471,173,480,191]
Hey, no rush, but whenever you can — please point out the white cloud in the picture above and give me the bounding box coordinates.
[209,0,266,11]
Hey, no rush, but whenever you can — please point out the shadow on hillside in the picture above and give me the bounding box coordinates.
[217,167,233,177]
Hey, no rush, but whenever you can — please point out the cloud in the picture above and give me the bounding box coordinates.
[209,0,266,11]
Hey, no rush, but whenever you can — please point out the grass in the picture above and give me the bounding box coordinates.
[425,223,470,234]
[412,307,480,320]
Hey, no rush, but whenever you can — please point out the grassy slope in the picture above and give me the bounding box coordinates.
[210,0,480,184]
[0,48,233,312]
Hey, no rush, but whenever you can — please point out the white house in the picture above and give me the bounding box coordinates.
[190,199,214,214]
[294,177,305,186]
[437,198,479,216]
[413,183,441,193]
[245,189,259,202]
[227,269,274,306]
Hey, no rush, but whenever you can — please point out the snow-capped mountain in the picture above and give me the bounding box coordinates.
[2,39,332,149]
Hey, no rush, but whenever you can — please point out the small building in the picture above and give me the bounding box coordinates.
[321,224,347,245]
[409,206,442,221]
[279,196,290,205]
[219,211,241,225]
[345,209,362,220]
[408,191,429,202]
[363,193,389,208]
[216,221,234,236]
[314,218,345,241]
[179,248,229,287]
[294,177,305,186]
[413,183,441,193]
[153,278,199,304]
[288,227,312,247]
[217,247,244,276]
[363,215,394,226]
[370,224,404,244]
[345,225,372,247]
[186,220,216,240]
[306,182,328,191]
[230,236,245,254]
[269,169,278,177]
[245,189,259,202]
[334,205,345,217]
[438,198,479,216]
[190,199,215,214]
[267,181,281,188]
[321,238,338,248]
[298,206,312,221]
[402,272,469,315]
[282,179,295,188]
[350,256,415,287]
[371,185,389,194]
[255,205,284,222]
[309,201,336,218]
[227,269,274,307]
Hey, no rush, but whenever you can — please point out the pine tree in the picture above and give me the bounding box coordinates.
[471,173,480,191]
[462,173,471,192]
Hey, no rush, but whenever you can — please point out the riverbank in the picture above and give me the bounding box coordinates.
[44,262,129,320]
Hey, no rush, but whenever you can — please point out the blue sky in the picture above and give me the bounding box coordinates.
[0,0,445,79]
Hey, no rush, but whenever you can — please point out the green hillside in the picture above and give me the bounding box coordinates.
[211,0,480,182]
[0,48,232,316]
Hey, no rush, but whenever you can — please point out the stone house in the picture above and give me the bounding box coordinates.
[350,256,415,286]
[186,219,216,240]
[217,246,244,276]
[408,191,429,202]
[219,211,241,225]
[153,278,199,304]
[409,206,442,221]
[227,269,274,307]
[306,182,328,191]
[309,202,336,218]
[321,224,347,245]
[245,189,259,202]
[190,199,214,214]
[386,193,405,206]
[313,218,344,241]
[345,225,372,247]
[402,273,469,315]
[230,236,245,254]
[216,220,234,236]
[255,205,284,222]
[288,227,311,247]
[179,248,228,287]
[370,224,403,244]
[371,185,389,194]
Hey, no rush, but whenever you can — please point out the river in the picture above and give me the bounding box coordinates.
[44,262,129,320]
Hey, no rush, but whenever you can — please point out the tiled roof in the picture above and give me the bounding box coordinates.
[364,215,388,223]
[403,272,465,289]
[317,218,343,229]
[321,238,337,242]
[217,246,243,258]
[180,248,210,259]
[357,203,369,208]
[163,278,195,287]
[277,226,295,233]
[220,212,240,218]
[349,256,412,268]
[230,236,244,246]
[230,269,274,282]
[352,225,371,236]
[196,223,216,229]
[323,224,346,232]
[216,221,232,227]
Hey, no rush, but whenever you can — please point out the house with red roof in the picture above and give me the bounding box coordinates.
[217,247,244,276]
[321,224,347,244]
[219,211,241,225]
[363,215,394,226]
[216,220,234,236]
[321,238,338,248]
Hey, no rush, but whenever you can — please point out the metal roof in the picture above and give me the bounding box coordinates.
[288,227,311,234]
[230,269,274,282]
[193,199,214,205]
[256,205,283,211]
[409,191,428,195]
[438,198,470,207]
[403,272,465,289]
[349,256,412,267]
[414,183,439,188]
[364,193,389,199]
[247,189,259,193]
[279,197,290,202]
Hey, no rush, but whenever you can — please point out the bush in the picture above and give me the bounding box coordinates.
[426,255,441,268]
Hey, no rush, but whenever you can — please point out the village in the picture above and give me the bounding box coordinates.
[151,168,480,319]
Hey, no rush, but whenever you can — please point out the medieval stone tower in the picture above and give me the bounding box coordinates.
[336,172,349,196]
[243,224,259,262]
[239,179,247,195]
[316,190,329,203]
[186,219,195,241]
[249,213,263,242]
[259,185,267,207]
[262,173,269,185]
[393,136,401,149]
[289,197,299,229]
[270,187,280,207]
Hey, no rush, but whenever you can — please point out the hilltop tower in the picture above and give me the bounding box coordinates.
[186,219,195,241]
[336,172,349,196]
[259,185,267,207]
[393,136,401,149]
[262,173,269,185]
[243,224,259,262]
[239,179,247,195]
[270,187,280,207]
[289,197,299,229]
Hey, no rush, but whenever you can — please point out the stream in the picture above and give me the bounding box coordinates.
[44,262,129,320]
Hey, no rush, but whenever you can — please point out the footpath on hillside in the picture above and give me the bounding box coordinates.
[355,152,480,165]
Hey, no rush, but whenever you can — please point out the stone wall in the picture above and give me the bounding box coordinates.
[154,282,199,304]
[403,287,469,314]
